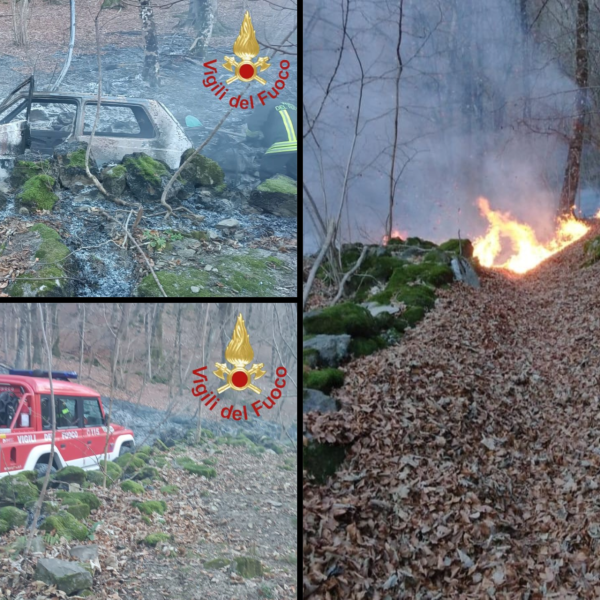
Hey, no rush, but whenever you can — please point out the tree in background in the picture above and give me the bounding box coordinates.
[185,0,218,58]
[140,0,160,88]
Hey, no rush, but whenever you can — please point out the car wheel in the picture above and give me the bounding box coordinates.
[34,463,57,477]
[119,445,132,457]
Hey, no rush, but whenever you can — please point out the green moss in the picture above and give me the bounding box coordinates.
[144,532,172,546]
[405,237,436,248]
[84,471,105,487]
[184,462,217,478]
[401,306,426,327]
[137,445,153,456]
[10,159,51,187]
[234,556,264,578]
[110,164,126,177]
[439,238,474,257]
[153,456,168,468]
[303,442,347,484]
[0,506,27,528]
[180,149,224,187]
[141,514,152,525]
[137,268,211,297]
[15,471,37,483]
[201,458,217,466]
[304,303,378,337]
[65,502,90,520]
[106,461,123,481]
[133,500,167,515]
[203,429,215,439]
[0,519,9,534]
[371,281,437,307]
[17,174,58,210]
[52,466,86,484]
[257,174,296,195]
[114,453,146,475]
[134,466,160,481]
[205,558,230,569]
[40,511,89,541]
[153,439,169,452]
[348,336,387,357]
[67,148,87,168]
[303,368,345,394]
[303,348,319,368]
[0,475,39,506]
[55,491,100,511]
[214,183,227,193]
[121,480,144,494]
[123,154,169,186]
[160,485,179,494]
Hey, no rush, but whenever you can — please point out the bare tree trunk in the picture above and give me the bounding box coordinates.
[51,0,76,91]
[145,305,153,380]
[151,304,164,366]
[50,304,60,359]
[386,0,403,241]
[140,0,160,88]
[103,304,130,487]
[30,303,41,367]
[187,0,218,58]
[3,309,8,362]
[15,305,28,369]
[195,304,211,444]
[26,304,56,553]
[78,304,86,381]
[559,0,589,217]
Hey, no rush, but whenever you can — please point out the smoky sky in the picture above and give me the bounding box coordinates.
[304,0,583,253]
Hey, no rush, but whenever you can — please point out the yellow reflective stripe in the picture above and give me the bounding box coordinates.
[265,145,297,154]
[266,142,297,152]
[279,110,296,143]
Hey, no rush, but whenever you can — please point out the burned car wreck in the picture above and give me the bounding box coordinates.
[0,77,192,168]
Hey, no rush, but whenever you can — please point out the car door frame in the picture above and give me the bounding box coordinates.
[0,76,33,157]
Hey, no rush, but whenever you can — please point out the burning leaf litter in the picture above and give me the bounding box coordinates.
[303,221,600,597]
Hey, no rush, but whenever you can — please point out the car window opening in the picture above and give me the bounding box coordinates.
[83,103,155,139]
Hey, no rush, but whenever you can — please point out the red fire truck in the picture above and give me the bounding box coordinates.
[0,370,135,477]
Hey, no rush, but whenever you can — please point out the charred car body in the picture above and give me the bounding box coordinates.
[0,77,192,169]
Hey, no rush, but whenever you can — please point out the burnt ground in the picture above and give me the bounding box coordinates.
[0,5,298,297]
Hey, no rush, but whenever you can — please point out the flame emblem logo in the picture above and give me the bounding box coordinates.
[213,314,266,394]
[223,11,270,85]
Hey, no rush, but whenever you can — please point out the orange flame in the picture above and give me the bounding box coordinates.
[382,229,408,246]
[472,197,589,274]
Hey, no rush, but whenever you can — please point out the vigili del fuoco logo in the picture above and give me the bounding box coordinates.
[201,11,292,110]
[190,314,287,421]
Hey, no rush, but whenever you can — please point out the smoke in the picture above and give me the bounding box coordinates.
[304,0,582,253]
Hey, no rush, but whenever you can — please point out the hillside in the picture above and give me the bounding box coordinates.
[303,224,600,598]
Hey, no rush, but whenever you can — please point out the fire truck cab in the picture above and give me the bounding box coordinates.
[0,370,134,478]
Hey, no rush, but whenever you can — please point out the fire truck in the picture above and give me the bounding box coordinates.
[0,370,135,478]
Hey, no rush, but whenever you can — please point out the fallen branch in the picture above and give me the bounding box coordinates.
[122,209,133,247]
[331,244,368,305]
[99,209,167,297]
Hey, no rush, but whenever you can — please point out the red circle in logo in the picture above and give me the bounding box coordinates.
[231,371,248,388]
[239,63,255,80]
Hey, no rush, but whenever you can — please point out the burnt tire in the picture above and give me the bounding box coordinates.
[34,463,57,477]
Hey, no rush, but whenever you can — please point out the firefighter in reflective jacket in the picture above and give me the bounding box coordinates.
[246,101,297,181]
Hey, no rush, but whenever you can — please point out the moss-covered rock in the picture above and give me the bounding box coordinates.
[0,519,9,534]
[303,441,347,485]
[348,336,387,357]
[303,347,319,368]
[186,463,217,478]
[249,174,296,217]
[114,453,146,475]
[303,368,345,394]
[101,164,127,196]
[55,491,101,511]
[234,556,264,578]
[134,466,160,481]
[405,237,437,248]
[160,485,179,494]
[122,152,175,201]
[205,557,230,569]
[0,506,27,528]
[153,439,169,452]
[143,532,172,546]
[10,158,52,188]
[153,456,168,468]
[179,148,224,188]
[439,238,474,258]
[65,502,90,520]
[133,500,167,515]
[304,303,378,337]
[0,474,39,506]
[53,141,99,190]
[40,511,89,541]
[52,466,86,484]
[16,470,37,483]
[136,250,286,297]
[121,480,145,494]
[7,224,71,298]
[202,458,217,466]
[17,174,58,210]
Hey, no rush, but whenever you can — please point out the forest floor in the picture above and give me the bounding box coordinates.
[303,222,600,598]
[1,440,298,599]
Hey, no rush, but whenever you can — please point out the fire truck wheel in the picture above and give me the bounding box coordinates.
[34,463,57,477]
[119,445,133,457]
